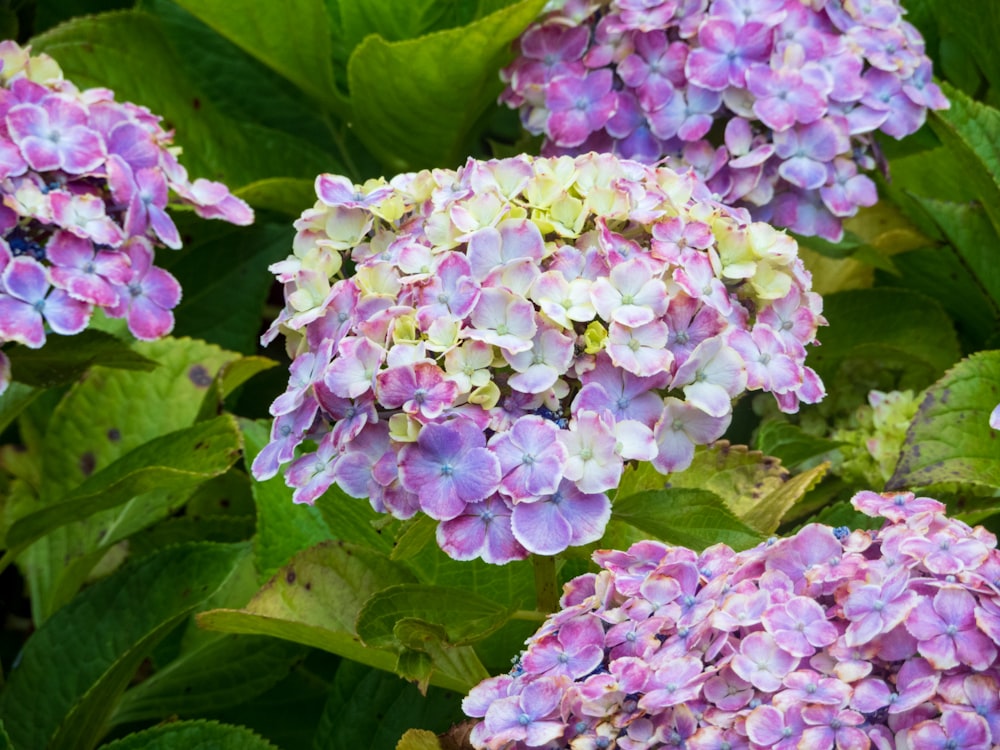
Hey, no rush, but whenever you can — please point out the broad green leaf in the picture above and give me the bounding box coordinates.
[888,351,1000,490]
[3,415,241,554]
[347,0,547,171]
[130,516,254,558]
[880,146,978,237]
[929,85,1000,237]
[356,585,510,649]
[185,470,256,520]
[0,721,8,750]
[315,484,397,554]
[613,487,765,551]
[0,382,38,436]
[390,515,437,561]
[804,500,883,533]
[5,330,157,388]
[755,421,843,468]
[112,636,306,725]
[314,660,463,750]
[236,178,318,217]
[169,0,339,104]
[909,197,1000,311]
[32,11,336,187]
[167,222,296,355]
[0,542,244,750]
[199,541,412,666]
[808,288,960,388]
[143,0,347,161]
[241,419,331,583]
[931,0,1000,93]
[21,338,239,622]
[873,244,998,352]
[99,720,278,750]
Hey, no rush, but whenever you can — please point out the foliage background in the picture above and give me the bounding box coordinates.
[0,0,999,748]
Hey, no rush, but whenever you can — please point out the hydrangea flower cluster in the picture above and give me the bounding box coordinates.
[500,0,949,241]
[0,41,253,394]
[257,152,824,564]
[465,490,1000,749]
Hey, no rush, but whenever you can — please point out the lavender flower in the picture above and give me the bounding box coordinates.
[465,491,1000,748]
[501,0,949,240]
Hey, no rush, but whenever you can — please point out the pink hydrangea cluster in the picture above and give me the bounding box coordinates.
[257,152,824,564]
[0,42,253,394]
[465,490,1000,749]
[500,0,949,241]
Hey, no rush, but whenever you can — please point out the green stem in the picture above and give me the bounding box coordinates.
[532,555,560,614]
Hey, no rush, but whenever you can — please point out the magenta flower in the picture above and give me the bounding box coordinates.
[686,19,772,90]
[398,419,501,520]
[908,710,992,750]
[489,415,567,501]
[376,361,459,420]
[545,70,618,147]
[906,587,998,671]
[510,479,611,555]
[105,239,180,341]
[436,495,527,564]
[0,255,90,347]
[46,230,130,307]
[842,567,918,647]
[6,95,106,174]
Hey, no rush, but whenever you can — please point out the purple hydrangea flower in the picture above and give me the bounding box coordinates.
[259,153,824,563]
[0,42,253,395]
[465,491,1000,747]
[501,0,948,240]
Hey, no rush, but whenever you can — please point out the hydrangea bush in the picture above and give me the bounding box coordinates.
[256,152,825,563]
[465,490,1000,749]
[501,0,949,240]
[0,41,253,395]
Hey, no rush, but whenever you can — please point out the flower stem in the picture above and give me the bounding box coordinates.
[533,555,560,614]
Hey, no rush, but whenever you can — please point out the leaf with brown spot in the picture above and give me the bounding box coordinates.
[889,351,1000,491]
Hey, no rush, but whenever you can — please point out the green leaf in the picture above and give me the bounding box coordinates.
[241,419,331,583]
[235,178,318,216]
[21,337,240,622]
[112,636,306,725]
[873,243,998,352]
[888,351,1000,490]
[0,543,244,750]
[169,0,339,104]
[390,515,437,561]
[5,330,157,389]
[32,11,336,187]
[142,0,347,161]
[931,0,1000,92]
[3,415,241,553]
[199,541,412,669]
[929,85,1000,237]
[167,223,296,355]
[356,585,510,650]
[0,722,8,750]
[908,197,1000,312]
[314,660,463,750]
[755,421,843,468]
[808,288,961,388]
[99,720,278,750]
[0,382,38,436]
[314,484,397,554]
[347,0,546,171]
[613,487,765,551]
